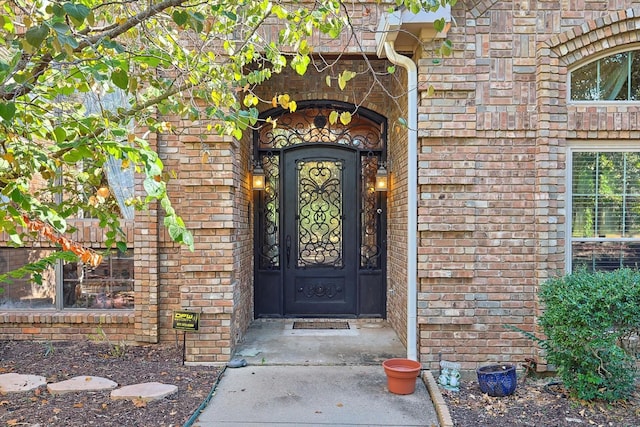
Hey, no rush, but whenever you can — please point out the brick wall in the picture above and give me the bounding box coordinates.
[386,68,410,346]
[134,129,161,344]
[416,0,640,371]
[231,130,254,347]
[0,312,135,342]
[0,1,403,365]
[155,115,238,363]
[4,1,640,369]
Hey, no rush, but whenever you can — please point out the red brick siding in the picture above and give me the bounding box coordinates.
[415,1,640,371]
[4,1,640,369]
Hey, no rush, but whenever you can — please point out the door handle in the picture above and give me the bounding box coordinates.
[285,235,291,268]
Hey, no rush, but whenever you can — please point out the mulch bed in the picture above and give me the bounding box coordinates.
[0,340,220,427]
[441,375,640,427]
[2,339,639,427]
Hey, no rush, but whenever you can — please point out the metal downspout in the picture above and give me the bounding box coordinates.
[383,41,418,361]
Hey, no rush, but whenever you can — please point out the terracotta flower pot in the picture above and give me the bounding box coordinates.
[382,358,422,395]
[476,364,517,397]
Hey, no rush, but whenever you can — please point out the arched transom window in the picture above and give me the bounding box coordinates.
[570,49,640,101]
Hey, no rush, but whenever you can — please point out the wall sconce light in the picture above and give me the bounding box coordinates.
[252,164,265,190]
[375,163,388,192]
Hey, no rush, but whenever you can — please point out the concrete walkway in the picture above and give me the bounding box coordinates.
[195,365,439,426]
[193,320,450,427]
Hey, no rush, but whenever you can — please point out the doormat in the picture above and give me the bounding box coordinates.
[292,321,350,330]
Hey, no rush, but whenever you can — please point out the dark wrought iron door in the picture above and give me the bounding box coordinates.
[282,146,358,316]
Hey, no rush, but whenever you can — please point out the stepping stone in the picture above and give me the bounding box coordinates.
[110,382,178,402]
[48,376,118,395]
[0,373,47,393]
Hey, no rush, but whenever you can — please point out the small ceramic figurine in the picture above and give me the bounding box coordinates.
[439,360,461,392]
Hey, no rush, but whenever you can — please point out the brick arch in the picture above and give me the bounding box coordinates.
[535,8,640,138]
[261,96,386,120]
[462,0,500,18]
[543,9,640,68]
[250,59,394,123]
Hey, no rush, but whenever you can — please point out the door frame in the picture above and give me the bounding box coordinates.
[253,101,387,318]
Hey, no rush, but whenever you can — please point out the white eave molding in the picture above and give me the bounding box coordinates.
[375,5,451,58]
[375,5,451,361]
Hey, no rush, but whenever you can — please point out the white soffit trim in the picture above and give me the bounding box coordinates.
[375,5,451,58]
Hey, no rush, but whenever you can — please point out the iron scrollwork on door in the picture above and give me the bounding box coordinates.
[258,108,382,150]
[257,154,280,270]
[361,156,382,269]
[255,104,386,273]
[296,159,344,268]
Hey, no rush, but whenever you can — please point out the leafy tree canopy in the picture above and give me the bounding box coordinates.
[0,0,453,270]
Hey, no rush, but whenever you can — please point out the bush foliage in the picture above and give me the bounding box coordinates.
[539,269,640,401]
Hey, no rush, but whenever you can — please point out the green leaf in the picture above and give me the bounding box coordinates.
[143,177,164,197]
[2,15,15,33]
[168,223,182,241]
[111,68,129,90]
[62,145,93,163]
[0,102,16,122]
[63,3,91,26]
[25,24,49,48]
[56,33,79,49]
[337,70,356,90]
[161,196,176,216]
[222,11,237,21]
[50,3,65,17]
[188,11,205,33]
[338,74,346,90]
[9,233,22,246]
[51,22,70,35]
[116,241,128,253]
[440,39,452,56]
[53,126,67,143]
[172,10,188,26]
[291,54,310,75]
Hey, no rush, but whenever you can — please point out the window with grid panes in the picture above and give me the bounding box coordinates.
[570,151,640,271]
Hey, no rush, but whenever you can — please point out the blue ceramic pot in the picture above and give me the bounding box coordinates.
[476,364,517,397]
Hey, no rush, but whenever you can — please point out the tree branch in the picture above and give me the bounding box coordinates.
[1,0,191,101]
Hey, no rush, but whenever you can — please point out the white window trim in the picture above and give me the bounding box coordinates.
[566,142,640,273]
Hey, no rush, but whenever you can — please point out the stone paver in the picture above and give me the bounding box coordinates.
[0,371,178,405]
[111,382,178,402]
[47,376,118,395]
[0,373,47,393]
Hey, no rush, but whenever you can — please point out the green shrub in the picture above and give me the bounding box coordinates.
[539,268,640,402]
